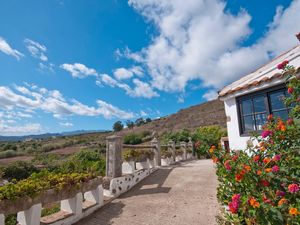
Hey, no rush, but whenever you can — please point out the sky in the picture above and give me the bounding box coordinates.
[0,0,299,136]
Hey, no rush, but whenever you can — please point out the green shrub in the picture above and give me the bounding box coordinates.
[161,129,191,144]
[0,150,17,159]
[123,133,143,145]
[192,125,226,158]
[3,161,39,181]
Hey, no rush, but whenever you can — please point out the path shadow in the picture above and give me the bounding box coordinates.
[120,167,173,197]
[74,201,125,225]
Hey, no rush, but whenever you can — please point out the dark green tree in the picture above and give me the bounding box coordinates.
[113,121,124,132]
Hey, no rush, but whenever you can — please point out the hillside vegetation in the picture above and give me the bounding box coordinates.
[0,99,226,165]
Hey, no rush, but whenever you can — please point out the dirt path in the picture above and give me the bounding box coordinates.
[76,160,219,225]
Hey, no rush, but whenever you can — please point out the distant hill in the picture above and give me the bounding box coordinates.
[119,99,226,136]
[0,130,110,142]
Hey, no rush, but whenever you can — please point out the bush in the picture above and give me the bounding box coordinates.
[161,129,191,144]
[2,161,39,181]
[212,62,300,224]
[192,125,226,158]
[0,150,17,159]
[123,133,143,145]
[122,149,154,161]
[113,121,123,132]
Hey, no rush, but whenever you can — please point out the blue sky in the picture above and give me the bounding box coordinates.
[0,0,299,135]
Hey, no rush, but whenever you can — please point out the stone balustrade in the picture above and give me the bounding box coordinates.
[0,135,194,225]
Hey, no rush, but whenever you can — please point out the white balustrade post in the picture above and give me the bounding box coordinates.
[151,137,161,167]
[188,137,194,158]
[106,135,122,178]
[181,141,187,160]
[168,140,176,163]
[84,185,104,206]
[17,203,42,225]
[61,192,83,217]
[0,214,4,225]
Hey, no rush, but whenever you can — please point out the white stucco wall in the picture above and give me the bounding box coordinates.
[224,97,250,150]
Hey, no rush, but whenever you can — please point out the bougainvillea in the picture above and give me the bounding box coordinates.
[212,62,300,224]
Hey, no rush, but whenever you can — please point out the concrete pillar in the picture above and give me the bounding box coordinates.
[84,185,103,206]
[181,141,187,160]
[106,135,122,178]
[151,137,161,167]
[188,137,194,157]
[17,203,42,225]
[0,214,4,225]
[61,193,82,217]
[168,140,176,162]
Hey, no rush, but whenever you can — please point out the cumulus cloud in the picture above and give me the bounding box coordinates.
[113,66,144,80]
[0,85,134,119]
[127,0,300,95]
[0,37,24,60]
[24,39,48,61]
[59,122,74,127]
[60,63,97,78]
[96,74,158,98]
[0,121,42,136]
[203,90,218,101]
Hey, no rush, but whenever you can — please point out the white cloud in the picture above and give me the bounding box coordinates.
[0,122,42,136]
[140,110,148,116]
[97,74,158,99]
[0,85,134,120]
[38,62,55,73]
[114,68,134,80]
[128,79,159,98]
[24,39,48,61]
[59,122,74,127]
[127,0,300,93]
[113,66,144,80]
[203,90,218,101]
[0,37,24,60]
[60,63,97,78]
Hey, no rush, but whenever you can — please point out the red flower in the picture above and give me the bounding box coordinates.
[288,184,299,193]
[287,118,294,125]
[235,173,244,182]
[224,160,231,171]
[261,180,270,187]
[277,60,289,70]
[232,155,238,161]
[267,114,273,121]
[273,155,281,162]
[262,130,272,138]
[276,190,285,197]
[253,155,260,162]
[288,87,294,94]
[272,165,280,173]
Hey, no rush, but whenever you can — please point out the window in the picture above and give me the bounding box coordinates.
[237,85,290,135]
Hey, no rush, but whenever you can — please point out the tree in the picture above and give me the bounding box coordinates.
[113,121,124,132]
[135,118,145,127]
[145,118,152,123]
[126,120,134,129]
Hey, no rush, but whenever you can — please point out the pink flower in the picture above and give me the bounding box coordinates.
[288,184,299,193]
[272,165,280,173]
[224,160,231,171]
[228,194,241,214]
[276,190,285,197]
[273,155,281,161]
[262,130,272,138]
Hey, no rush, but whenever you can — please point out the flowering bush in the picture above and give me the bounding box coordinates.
[212,62,300,224]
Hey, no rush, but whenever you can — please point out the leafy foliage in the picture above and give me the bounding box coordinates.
[192,125,226,158]
[212,63,300,224]
[113,121,124,132]
[2,161,38,181]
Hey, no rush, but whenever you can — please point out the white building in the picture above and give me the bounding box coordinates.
[219,44,300,150]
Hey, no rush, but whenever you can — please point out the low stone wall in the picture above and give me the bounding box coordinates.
[108,167,158,197]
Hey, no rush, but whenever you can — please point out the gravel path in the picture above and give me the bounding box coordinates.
[76,160,219,225]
